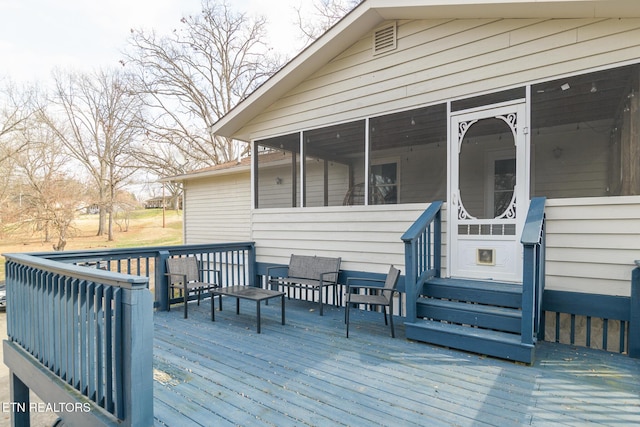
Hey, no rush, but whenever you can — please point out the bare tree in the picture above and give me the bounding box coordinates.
[0,79,36,164]
[41,68,144,241]
[124,0,283,176]
[295,0,362,46]
[12,121,87,250]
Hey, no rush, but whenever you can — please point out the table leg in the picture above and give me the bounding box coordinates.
[281,294,285,325]
[236,297,240,315]
[211,293,215,322]
[256,300,261,334]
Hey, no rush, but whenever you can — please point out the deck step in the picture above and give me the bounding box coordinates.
[405,319,535,364]
[424,277,522,308]
[416,298,521,333]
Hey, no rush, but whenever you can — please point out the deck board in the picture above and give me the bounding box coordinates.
[153,298,640,426]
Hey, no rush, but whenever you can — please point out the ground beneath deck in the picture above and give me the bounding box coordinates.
[153,297,640,426]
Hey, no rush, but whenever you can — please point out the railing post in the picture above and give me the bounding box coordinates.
[521,245,535,346]
[434,209,442,277]
[248,242,258,287]
[121,283,154,426]
[404,240,418,323]
[155,250,170,311]
[630,267,640,358]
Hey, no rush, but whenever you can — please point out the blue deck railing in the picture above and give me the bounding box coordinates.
[520,197,547,346]
[29,242,256,310]
[401,201,443,323]
[3,253,153,426]
[3,242,256,426]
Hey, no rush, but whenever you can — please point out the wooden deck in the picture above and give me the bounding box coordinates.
[153,298,640,426]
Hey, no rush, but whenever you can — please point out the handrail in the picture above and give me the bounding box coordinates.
[402,201,443,323]
[3,253,153,426]
[21,242,257,311]
[520,197,547,347]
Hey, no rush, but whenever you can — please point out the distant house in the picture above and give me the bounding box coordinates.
[175,0,640,360]
[144,196,182,210]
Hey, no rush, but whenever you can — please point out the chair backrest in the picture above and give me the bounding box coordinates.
[166,257,200,284]
[383,265,401,293]
[288,255,341,282]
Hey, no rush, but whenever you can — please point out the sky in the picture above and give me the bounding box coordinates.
[0,0,305,84]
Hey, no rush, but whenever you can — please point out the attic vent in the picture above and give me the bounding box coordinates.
[373,22,397,55]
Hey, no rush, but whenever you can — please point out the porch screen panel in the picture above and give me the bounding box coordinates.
[304,120,365,206]
[531,64,638,198]
[369,103,447,204]
[255,133,300,208]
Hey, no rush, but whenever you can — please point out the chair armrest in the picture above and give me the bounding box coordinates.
[319,270,340,285]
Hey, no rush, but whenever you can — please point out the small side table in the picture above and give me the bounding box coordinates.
[211,286,285,333]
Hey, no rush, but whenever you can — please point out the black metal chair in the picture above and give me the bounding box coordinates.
[345,265,401,338]
[166,256,220,319]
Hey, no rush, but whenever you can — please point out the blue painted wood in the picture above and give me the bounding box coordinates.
[543,290,630,319]
[542,289,633,355]
[423,277,522,307]
[520,197,546,349]
[630,267,640,358]
[417,298,522,333]
[401,201,443,323]
[3,252,154,426]
[405,320,535,363]
[10,371,30,426]
[151,300,640,426]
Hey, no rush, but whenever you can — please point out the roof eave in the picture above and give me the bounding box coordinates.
[161,164,251,183]
[209,5,385,140]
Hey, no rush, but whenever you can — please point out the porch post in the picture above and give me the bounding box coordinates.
[9,372,30,427]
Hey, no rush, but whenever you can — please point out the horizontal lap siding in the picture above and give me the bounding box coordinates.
[545,196,640,297]
[241,18,640,140]
[251,204,448,274]
[185,173,251,243]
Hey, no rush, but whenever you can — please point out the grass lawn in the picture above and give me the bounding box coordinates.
[0,209,183,281]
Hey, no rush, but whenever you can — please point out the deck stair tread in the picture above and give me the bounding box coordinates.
[423,277,522,308]
[405,319,534,363]
[407,319,523,343]
[426,277,522,293]
[418,298,522,319]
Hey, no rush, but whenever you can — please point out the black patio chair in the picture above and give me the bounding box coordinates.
[166,256,221,319]
[345,265,401,338]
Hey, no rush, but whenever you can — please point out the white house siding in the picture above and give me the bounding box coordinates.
[240,18,640,140]
[252,195,640,298]
[184,172,251,243]
[545,196,640,297]
[251,203,444,275]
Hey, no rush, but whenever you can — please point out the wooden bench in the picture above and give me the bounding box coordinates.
[267,255,341,315]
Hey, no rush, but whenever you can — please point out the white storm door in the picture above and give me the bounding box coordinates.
[448,101,528,282]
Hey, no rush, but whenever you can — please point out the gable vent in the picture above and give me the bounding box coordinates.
[373,22,397,55]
